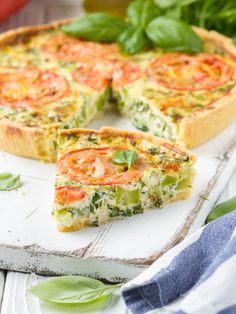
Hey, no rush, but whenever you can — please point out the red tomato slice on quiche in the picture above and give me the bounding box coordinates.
[147,53,234,91]
[57,147,145,185]
[42,33,119,63]
[112,61,144,88]
[72,61,114,91]
[0,68,69,108]
[55,186,86,203]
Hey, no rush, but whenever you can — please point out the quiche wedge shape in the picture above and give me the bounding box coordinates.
[53,127,196,231]
[0,22,236,162]
[112,27,236,148]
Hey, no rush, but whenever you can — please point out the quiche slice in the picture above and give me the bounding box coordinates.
[112,27,236,148]
[53,127,196,231]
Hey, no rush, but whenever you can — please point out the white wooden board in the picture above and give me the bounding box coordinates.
[0,113,236,282]
[1,167,236,314]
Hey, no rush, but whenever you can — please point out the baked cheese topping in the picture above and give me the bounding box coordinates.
[53,128,196,229]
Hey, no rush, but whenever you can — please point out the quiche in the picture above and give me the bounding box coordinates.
[53,127,196,231]
[0,22,118,161]
[0,22,236,161]
[112,28,236,147]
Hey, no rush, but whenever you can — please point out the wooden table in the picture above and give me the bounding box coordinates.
[0,1,236,313]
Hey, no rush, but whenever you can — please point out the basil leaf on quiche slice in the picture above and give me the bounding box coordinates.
[53,127,196,231]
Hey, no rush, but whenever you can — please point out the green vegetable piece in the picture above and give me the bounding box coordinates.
[162,175,178,186]
[133,204,143,215]
[0,172,22,191]
[87,134,99,144]
[207,196,236,223]
[146,16,203,53]
[29,276,122,304]
[61,13,128,43]
[118,26,151,55]
[53,210,74,227]
[113,150,138,168]
[116,186,140,205]
[133,120,149,132]
[177,178,190,190]
[127,0,161,27]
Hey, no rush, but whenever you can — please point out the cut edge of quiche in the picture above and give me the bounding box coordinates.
[53,127,196,232]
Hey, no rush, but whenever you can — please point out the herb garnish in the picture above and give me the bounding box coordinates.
[0,172,22,191]
[154,0,236,39]
[61,13,128,42]
[113,150,138,168]
[146,16,203,53]
[29,276,122,304]
[207,196,236,223]
[61,0,203,55]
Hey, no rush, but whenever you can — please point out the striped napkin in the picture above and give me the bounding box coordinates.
[122,211,236,314]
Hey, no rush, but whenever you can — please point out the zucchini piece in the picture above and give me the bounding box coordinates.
[115,186,140,205]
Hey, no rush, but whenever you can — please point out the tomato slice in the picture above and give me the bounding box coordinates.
[72,61,114,91]
[55,186,86,203]
[42,33,119,63]
[112,61,144,88]
[147,53,234,91]
[57,147,145,185]
[0,68,69,108]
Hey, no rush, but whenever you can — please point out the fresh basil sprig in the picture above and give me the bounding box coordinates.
[146,16,203,53]
[118,26,151,55]
[154,0,236,39]
[113,150,138,168]
[61,0,203,55]
[29,276,122,304]
[61,13,128,42]
[0,172,22,191]
[207,196,236,223]
[127,0,161,28]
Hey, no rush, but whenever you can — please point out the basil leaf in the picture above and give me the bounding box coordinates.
[127,0,161,28]
[119,26,151,54]
[0,172,22,191]
[29,276,122,304]
[146,16,203,53]
[113,150,138,168]
[155,0,199,9]
[207,196,236,223]
[61,13,128,43]
[154,0,179,9]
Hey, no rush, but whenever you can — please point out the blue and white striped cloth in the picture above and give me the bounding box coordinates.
[122,211,236,314]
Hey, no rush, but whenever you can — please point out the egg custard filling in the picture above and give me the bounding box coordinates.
[53,127,196,231]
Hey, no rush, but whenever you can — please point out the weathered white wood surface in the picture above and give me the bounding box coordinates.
[0,113,236,281]
[2,169,236,314]
[0,270,5,312]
